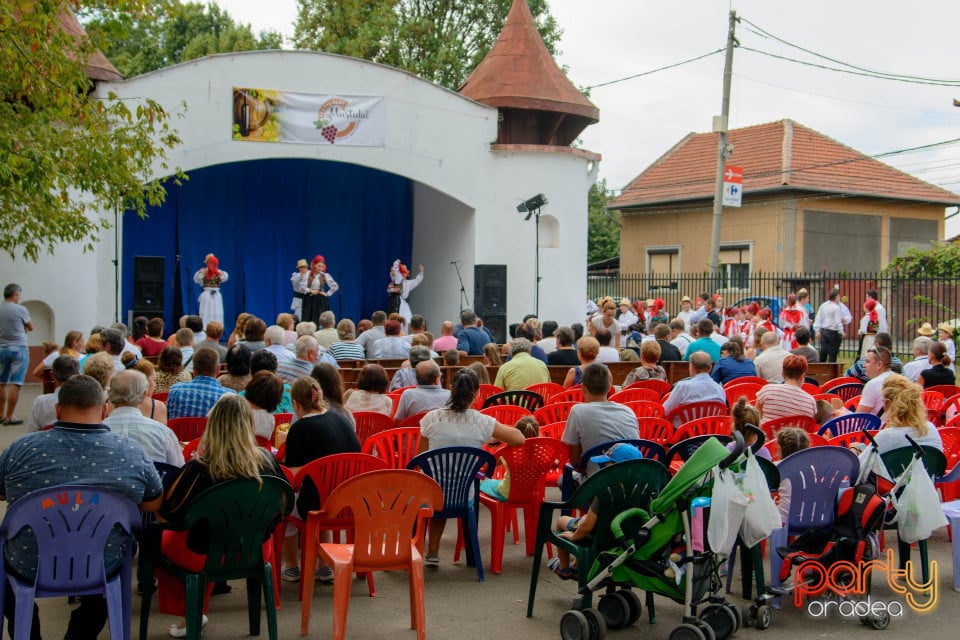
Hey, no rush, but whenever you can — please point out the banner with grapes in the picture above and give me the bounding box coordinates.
[232,88,385,146]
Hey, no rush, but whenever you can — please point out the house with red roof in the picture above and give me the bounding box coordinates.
[608,119,960,281]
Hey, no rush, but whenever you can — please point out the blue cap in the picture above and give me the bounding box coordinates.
[590,443,643,465]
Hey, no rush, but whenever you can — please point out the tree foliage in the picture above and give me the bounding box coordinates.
[293,0,563,90]
[82,0,283,78]
[882,241,960,279]
[587,178,620,265]
[0,0,182,261]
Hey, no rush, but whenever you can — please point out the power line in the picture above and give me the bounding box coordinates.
[585,49,725,90]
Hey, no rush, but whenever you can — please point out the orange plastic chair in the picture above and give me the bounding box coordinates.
[813,392,842,404]
[533,401,579,426]
[352,411,396,446]
[468,438,569,574]
[472,384,505,409]
[722,376,768,389]
[308,469,443,640]
[286,453,389,613]
[724,382,763,407]
[672,415,733,443]
[361,427,422,469]
[764,431,829,461]
[665,401,727,427]
[167,416,208,442]
[637,417,675,444]
[525,382,565,403]
[480,404,533,425]
[549,387,584,404]
[609,387,660,404]
[396,410,429,428]
[622,379,671,398]
[821,376,864,393]
[625,400,665,420]
[760,415,818,440]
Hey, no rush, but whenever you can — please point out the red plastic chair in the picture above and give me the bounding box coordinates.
[813,393,842,404]
[273,412,293,427]
[181,437,201,460]
[826,430,878,449]
[386,391,405,417]
[625,400,665,420]
[801,382,821,395]
[151,391,169,403]
[942,393,960,427]
[352,411,396,446]
[722,376,768,389]
[724,382,763,407]
[665,401,727,427]
[622,379,671,398]
[922,390,945,425]
[472,384,505,409]
[844,395,862,411]
[468,438,569,574]
[549,387,584,404]
[396,410,429,428]
[609,387,660,404]
[637,417,675,445]
[926,385,960,399]
[361,427,422,469]
[537,422,565,439]
[525,382,565,403]
[480,404,533,425]
[167,416,208,442]
[308,470,442,640]
[935,427,960,501]
[831,383,865,402]
[760,415,818,440]
[671,415,733,443]
[821,376,864,393]
[763,432,829,461]
[533,401,579,426]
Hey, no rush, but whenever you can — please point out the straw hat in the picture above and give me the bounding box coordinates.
[296,259,308,269]
[619,297,631,307]
[938,322,955,335]
[681,295,693,303]
[917,322,935,336]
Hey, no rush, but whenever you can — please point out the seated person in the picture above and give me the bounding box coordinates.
[622,340,667,385]
[775,427,810,523]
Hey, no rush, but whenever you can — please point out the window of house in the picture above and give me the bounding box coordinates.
[718,244,751,290]
[646,246,681,291]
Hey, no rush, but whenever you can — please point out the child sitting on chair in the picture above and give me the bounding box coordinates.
[479,416,540,500]
[548,443,642,580]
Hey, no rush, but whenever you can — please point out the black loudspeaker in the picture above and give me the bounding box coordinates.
[133,256,165,314]
[475,265,506,343]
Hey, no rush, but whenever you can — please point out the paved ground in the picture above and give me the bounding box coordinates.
[3,383,959,639]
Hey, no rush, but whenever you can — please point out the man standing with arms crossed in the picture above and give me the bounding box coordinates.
[813,289,848,363]
[0,284,33,425]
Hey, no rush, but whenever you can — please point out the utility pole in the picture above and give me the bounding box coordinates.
[708,10,738,285]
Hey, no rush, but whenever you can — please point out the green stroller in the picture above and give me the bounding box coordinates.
[563,435,745,640]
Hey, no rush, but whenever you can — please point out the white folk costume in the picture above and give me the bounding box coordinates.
[779,295,810,351]
[301,255,339,326]
[289,259,309,318]
[193,254,227,328]
[858,299,880,358]
[387,260,423,326]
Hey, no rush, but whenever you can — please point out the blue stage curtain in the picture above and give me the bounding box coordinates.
[123,158,412,333]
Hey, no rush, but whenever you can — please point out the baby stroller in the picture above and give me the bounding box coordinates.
[563,434,746,640]
[746,430,888,630]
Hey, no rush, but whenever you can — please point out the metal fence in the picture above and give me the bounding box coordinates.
[586,270,960,356]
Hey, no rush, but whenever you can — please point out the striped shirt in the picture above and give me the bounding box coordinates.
[756,384,817,424]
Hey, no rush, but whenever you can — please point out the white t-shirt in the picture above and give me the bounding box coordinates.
[420,408,496,450]
[859,371,892,415]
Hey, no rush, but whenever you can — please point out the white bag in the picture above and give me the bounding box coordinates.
[739,450,782,547]
[708,467,749,555]
[893,458,948,544]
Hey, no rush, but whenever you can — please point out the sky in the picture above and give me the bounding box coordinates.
[211,0,960,235]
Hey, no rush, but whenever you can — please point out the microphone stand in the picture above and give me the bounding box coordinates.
[451,261,470,311]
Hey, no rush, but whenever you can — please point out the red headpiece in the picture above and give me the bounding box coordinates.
[311,255,325,267]
[204,253,219,277]
[787,293,797,306]
[747,302,760,315]
[654,298,665,312]
[865,298,878,323]
[759,308,772,320]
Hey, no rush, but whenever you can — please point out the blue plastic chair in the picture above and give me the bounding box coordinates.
[0,485,141,640]
[560,438,668,503]
[407,446,496,581]
[817,412,881,437]
[768,447,859,590]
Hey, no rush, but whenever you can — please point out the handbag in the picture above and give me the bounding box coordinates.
[893,458,948,544]
[707,466,749,555]
[739,450,782,547]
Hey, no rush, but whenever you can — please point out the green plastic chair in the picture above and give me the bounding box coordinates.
[526,458,671,617]
[880,445,947,587]
[139,476,294,640]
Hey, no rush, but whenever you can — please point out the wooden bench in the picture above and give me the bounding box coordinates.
[807,362,844,385]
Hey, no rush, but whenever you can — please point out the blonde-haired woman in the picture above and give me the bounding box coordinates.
[563,336,601,388]
[157,394,283,636]
[623,340,667,385]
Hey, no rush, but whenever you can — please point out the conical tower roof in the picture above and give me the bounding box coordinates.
[459,0,598,143]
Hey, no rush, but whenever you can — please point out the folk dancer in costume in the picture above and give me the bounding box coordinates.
[722,306,739,338]
[193,253,228,328]
[779,294,809,351]
[301,255,339,326]
[757,307,781,340]
[645,298,669,333]
[387,259,424,326]
[289,258,309,319]
[858,298,880,358]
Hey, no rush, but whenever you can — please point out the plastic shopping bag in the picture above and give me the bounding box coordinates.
[739,450,782,547]
[894,458,948,544]
[708,467,749,555]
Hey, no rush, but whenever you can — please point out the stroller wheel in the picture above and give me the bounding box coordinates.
[694,619,716,640]
[755,604,772,630]
[723,602,742,633]
[561,610,589,640]
[617,589,643,626]
[582,607,607,640]
[669,622,707,640]
[598,593,630,630]
[868,610,891,630]
[743,605,756,628]
[699,604,737,640]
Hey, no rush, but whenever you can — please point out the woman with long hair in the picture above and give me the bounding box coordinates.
[482,342,502,367]
[416,367,525,564]
[227,312,251,348]
[154,346,192,393]
[157,394,282,636]
[920,341,955,388]
[32,330,84,377]
[311,361,356,429]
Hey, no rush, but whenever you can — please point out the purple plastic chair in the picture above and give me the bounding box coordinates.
[0,485,141,640]
[768,447,859,591]
[817,412,881,437]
